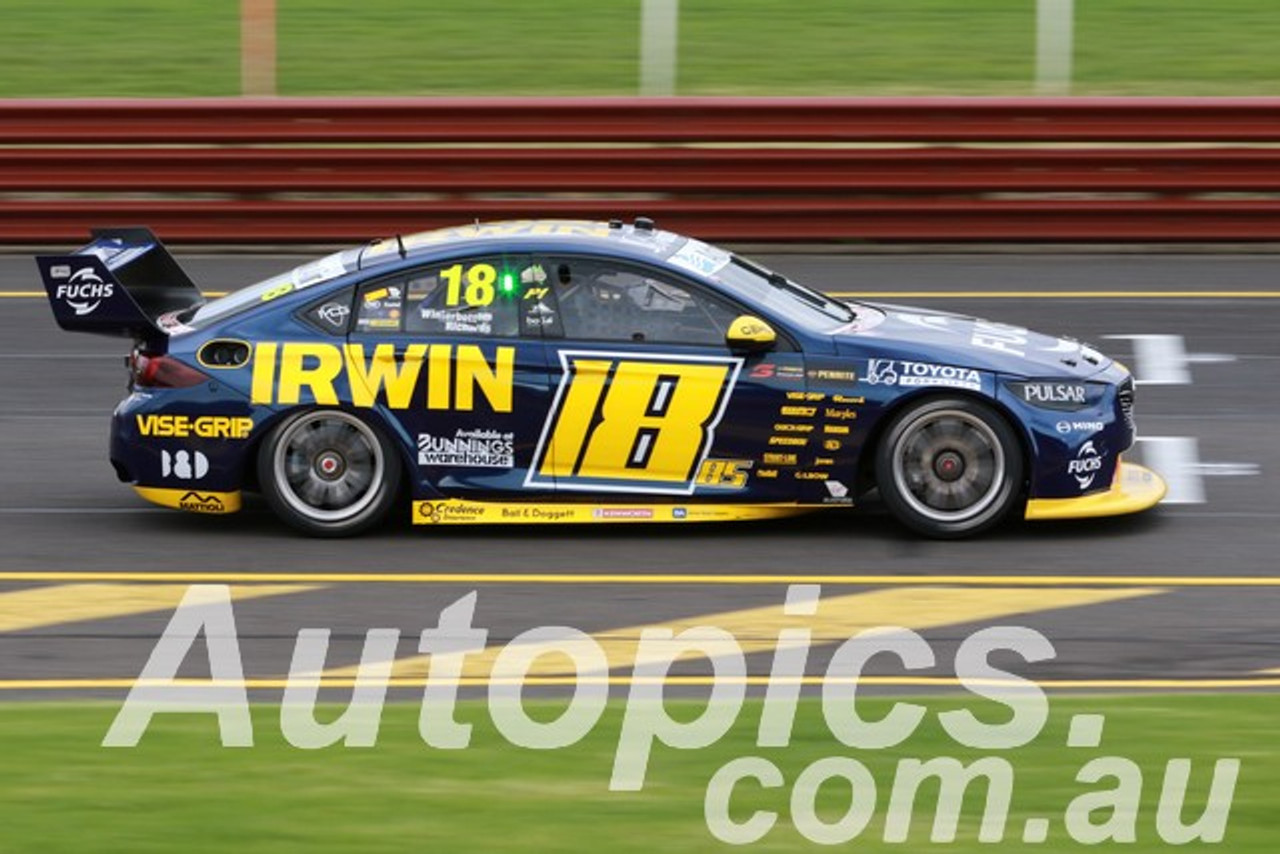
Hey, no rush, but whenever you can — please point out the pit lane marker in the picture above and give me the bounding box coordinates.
[323,585,1159,681]
[0,572,1277,587]
[0,583,324,633]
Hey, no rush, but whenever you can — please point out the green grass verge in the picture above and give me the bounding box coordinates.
[0,1,1279,97]
[0,695,1273,851]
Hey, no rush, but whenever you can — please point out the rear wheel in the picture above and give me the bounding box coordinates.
[875,397,1023,539]
[258,409,400,537]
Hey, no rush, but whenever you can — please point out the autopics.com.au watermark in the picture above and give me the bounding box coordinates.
[103,584,1240,846]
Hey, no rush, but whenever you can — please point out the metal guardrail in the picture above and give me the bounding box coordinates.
[5,97,1280,243]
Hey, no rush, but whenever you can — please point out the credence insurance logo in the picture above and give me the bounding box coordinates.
[101,584,1240,847]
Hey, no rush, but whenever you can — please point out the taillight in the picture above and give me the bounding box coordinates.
[132,353,208,389]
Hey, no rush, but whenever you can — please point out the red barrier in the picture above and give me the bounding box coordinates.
[5,97,1280,243]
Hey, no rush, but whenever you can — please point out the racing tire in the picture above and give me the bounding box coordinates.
[874,397,1024,539]
[258,409,401,537]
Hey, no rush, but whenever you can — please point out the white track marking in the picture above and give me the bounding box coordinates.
[1103,334,1235,385]
[1135,436,1260,505]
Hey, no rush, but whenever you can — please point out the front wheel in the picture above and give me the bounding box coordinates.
[875,397,1024,539]
[258,409,401,537]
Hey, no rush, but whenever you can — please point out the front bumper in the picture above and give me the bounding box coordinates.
[1024,461,1166,521]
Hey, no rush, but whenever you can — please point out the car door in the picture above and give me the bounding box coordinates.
[521,253,812,504]
[346,253,555,499]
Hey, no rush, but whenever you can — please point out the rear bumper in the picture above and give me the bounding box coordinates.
[1024,461,1166,521]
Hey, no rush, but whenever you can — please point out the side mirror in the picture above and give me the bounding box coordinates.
[726,315,777,352]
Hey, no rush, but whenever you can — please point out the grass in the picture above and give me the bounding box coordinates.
[0,695,1273,852]
[0,1,1279,97]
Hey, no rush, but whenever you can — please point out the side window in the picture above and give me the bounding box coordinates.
[354,255,536,337]
[300,286,354,334]
[538,257,739,346]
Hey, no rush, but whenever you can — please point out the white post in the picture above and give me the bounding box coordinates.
[640,0,679,96]
[1035,0,1074,95]
[241,0,277,96]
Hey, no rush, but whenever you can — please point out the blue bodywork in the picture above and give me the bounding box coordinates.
[41,222,1136,513]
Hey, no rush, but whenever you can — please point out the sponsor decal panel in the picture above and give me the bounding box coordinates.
[52,267,114,316]
[177,491,226,514]
[137,415,253,440]
[971,320,1029,357]
[866,359,981,392]
[315,301,350,329]
[749,363,804,381]
[1055,419,1105,435]
[411,500,804,525]
[807,368,857,383]
[1067,440,1106,490]
[417,429,514,468]
[161,450,209,480]
[695,459,752,490]
[1010,381,1090,410]
[785,391,825,402]
[250,342,514,413]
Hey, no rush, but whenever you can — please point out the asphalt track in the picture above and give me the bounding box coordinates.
[0,251,1277,695]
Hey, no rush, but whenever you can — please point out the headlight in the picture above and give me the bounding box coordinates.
[1005,380,1107,411]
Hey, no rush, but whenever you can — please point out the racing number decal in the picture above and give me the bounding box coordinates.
[441,263,497,307]
[528,352,742,494]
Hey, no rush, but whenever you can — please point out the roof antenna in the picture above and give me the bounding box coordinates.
[395,234,407,259]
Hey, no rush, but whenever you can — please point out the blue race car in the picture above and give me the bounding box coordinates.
[37,219,1165,538]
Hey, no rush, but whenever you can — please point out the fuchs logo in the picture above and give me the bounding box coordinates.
[867,359,980,391]
[1016,382,1088,409]
[1067,440,1105,490]
[54,268,114,316]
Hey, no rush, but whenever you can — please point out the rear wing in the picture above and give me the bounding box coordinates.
[35,227,204,341]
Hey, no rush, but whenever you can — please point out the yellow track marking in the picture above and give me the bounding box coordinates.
[0,583,322,633]
[0,571,1272,587]
[325,585,1159,680]
[0,675,1276,691]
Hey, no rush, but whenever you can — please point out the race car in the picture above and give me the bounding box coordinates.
[37,219,1165,538]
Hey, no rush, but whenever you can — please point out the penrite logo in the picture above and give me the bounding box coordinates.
[53,267,114,316]
[177,492,225,514]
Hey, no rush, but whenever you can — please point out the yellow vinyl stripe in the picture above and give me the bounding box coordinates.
[0,583,322,633]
